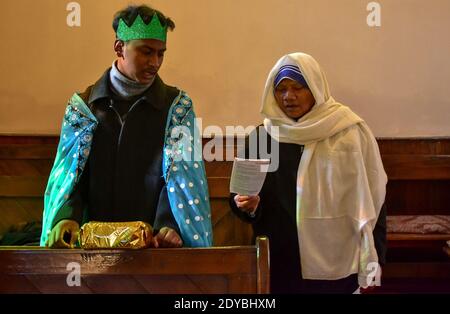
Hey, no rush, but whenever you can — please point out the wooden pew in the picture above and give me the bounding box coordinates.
[0,236,270,294]
[1,135,450,293]
[379,138,450,265]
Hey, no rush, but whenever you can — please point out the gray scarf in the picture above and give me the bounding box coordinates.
[109,61,153,99]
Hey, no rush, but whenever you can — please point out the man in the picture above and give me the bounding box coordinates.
[41,5,213,249]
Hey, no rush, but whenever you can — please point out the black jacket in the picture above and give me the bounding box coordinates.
[53,69,181,235]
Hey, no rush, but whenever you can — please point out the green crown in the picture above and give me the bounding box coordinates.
[117,13,167,42]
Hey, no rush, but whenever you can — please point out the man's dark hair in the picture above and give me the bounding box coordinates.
[112,4,175,37]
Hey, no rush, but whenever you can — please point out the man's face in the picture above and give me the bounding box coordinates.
[115,39,166,84]
[274,78,315,120]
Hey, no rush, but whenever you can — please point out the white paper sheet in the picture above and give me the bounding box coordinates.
[229,158,270,196]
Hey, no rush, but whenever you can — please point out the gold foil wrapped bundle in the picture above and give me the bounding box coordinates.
[79,221,153,249]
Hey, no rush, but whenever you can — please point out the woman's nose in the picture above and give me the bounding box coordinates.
[283,89,295,101]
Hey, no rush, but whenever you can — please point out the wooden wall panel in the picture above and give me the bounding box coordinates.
[0,197,43,236]
[377,138,450,154]
[386,180,450,215]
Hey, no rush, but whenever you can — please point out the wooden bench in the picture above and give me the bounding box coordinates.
[1,135,450,293]
[0,236,270,294]
[379,138,450,263]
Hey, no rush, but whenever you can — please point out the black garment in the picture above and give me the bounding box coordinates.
[52,69,181,236]
[230,125,387,294]
[0,222,42,246]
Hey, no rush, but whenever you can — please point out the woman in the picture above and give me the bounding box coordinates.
[230,52,387,293]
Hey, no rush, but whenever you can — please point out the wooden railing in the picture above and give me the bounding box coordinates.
[0,236,270,294]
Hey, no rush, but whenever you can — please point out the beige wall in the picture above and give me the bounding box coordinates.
[0,0,449,137]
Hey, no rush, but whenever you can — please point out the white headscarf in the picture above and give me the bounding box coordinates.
[261,53,387,287]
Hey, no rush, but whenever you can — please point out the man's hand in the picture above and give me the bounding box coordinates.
[152,227,183,248]
[46,219,80,248]
[234,194,260,215]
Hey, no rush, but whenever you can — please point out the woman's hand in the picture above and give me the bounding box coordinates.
[234,194,260,215]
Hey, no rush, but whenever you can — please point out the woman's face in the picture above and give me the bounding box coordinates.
[274,78,315,120]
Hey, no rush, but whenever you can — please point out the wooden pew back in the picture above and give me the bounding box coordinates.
[0,236,270,293]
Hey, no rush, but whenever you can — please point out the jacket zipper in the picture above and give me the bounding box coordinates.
[109,97,147,151]
[109,98,146,216]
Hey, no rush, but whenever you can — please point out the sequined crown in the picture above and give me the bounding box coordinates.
[116,13,167,42]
